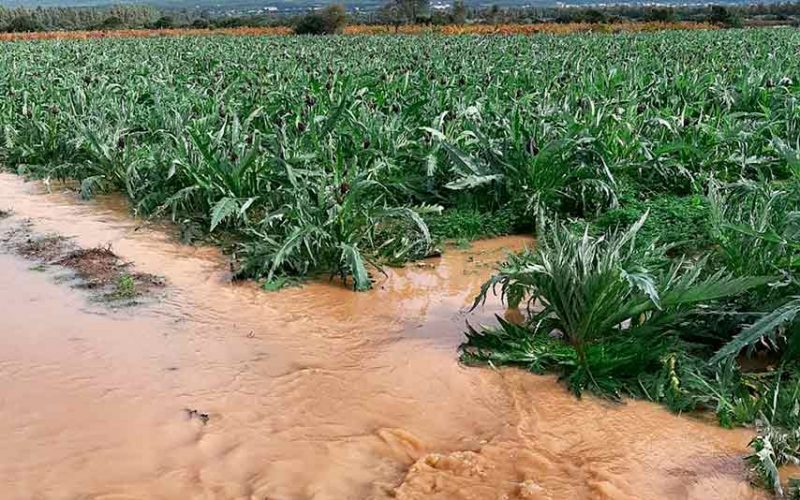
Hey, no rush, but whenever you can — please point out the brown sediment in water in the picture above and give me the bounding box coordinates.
[0,173,772,499]
[396,371,767,500]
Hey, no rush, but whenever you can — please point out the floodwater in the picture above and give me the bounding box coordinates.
[0,172,768,499]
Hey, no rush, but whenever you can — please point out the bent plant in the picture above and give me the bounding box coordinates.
[465,214,770,396]
[746,370,800,496]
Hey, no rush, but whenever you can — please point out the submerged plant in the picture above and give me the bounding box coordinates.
[234,201,438,291]
[790,478,800,500]
[466,214,770,396]
[114,274,137,299]
[746,370,800,495]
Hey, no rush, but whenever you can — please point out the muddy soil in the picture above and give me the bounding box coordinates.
[0,173,779,499]
[0,218,164,302]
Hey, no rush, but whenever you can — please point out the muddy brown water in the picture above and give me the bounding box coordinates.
[0,173,773,499]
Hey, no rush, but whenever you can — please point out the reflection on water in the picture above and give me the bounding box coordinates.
[0,173,764,499]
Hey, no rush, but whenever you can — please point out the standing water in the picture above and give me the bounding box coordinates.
[0,173,765,499]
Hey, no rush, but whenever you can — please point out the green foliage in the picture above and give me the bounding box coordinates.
[114,274,137,298]
[468,215,770,396]
[451,0,467,25]
[467,193,800,432]
[190,18,210,29]
[462,316,578,372]
[709,5,743,28]
[5,14,43,32]
[424,207,517,241]
[3,30,800,293]
[150,16,175,29]
[467,167,800,497]
[294,5,347,35]
[592,194,711,254]
[261,275,302,291]
[0,5,159,32]
[790,478,800,500]
[644,7,678,22]
[712,298,800,364]
[708,180,800,364]
[99,16,124,30]
[746,370,800,495]
[439,134,618,220]
[710,180,800,278]
[379,0,430,25]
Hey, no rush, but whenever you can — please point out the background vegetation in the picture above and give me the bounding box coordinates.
[294,4,348,34]
[1,1,798,34]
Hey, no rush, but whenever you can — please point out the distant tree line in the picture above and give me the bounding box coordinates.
[1,1,799,34]
[328,0,797,30]
[0,5,160,32]
[357,0,800,28]
[0,4,289,33]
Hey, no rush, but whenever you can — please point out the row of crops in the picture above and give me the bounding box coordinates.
[1,29,799,492]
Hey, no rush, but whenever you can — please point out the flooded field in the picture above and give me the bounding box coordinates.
[0,172,768,499]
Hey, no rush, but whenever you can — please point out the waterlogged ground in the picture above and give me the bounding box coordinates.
[0,173,768,499]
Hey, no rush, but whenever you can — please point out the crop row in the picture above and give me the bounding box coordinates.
[1,30,797,287]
